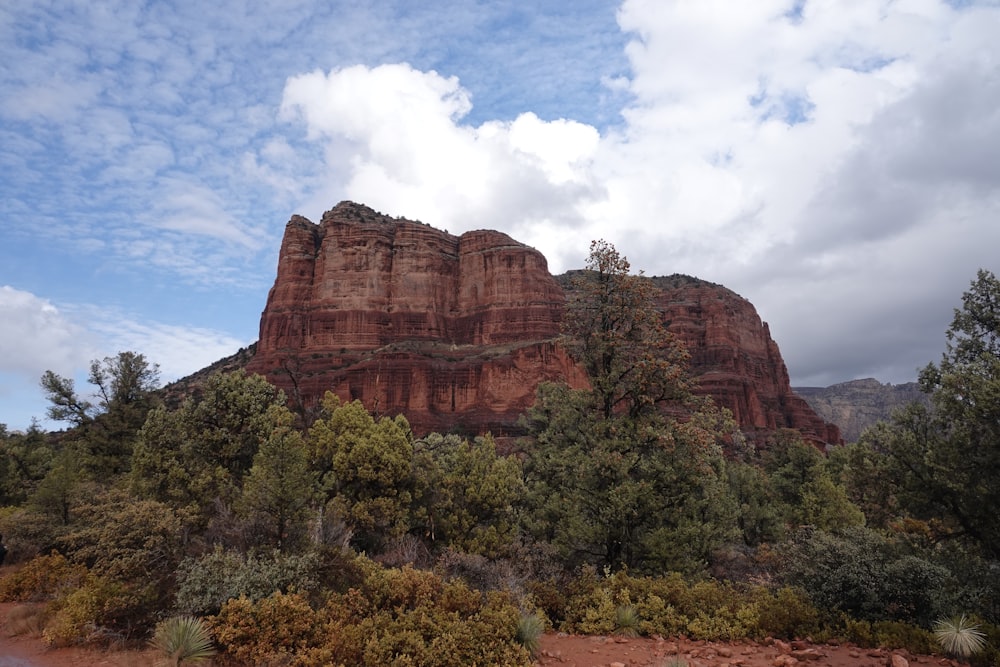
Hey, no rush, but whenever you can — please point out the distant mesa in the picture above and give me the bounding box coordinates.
[794,378,928,442]
[225,201,842,445]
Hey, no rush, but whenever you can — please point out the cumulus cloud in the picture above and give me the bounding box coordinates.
[278,63,604,270]
[268,1,999,386]
[0,286,96,379]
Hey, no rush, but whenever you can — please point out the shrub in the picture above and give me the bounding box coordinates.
[175,546,321,615]
[562,570,829,642]
[150,616,217,666]
[0,552,88,602]
[209,591,321,665]
[207,557,532,666]
[780,527,950,626]
[755,586,823,639]
[43,575,149,646]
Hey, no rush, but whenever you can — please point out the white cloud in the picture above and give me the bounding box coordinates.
[0,286,96,378]
[83,310,250,382]
[278,63,604,271]
[269,1,999,386]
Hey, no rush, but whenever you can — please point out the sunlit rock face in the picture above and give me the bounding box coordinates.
[247,201,585,435]
[248,201,839,444]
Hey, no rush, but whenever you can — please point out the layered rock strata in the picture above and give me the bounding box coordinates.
[247,201,840,444]
[246,202,586,434]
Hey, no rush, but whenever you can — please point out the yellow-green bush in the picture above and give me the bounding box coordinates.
[756,586,823,639]
[840,616,936,655]
[43,575,145,646]
[0,552,88,603]
[561,570,828,641]
[210,591,321,665]
[208,557,531,667]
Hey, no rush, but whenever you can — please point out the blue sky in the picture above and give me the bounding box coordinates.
[2,0,999,431]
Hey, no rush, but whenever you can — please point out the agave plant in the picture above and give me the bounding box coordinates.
[933,615,987,659]
[150,615,217,666]
[614,604,640,638]
[514,613,545,657]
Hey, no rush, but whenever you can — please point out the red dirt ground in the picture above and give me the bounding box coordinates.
[0,603,964,667]
[536,633,963,667]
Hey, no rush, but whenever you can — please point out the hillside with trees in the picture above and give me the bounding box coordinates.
[1,249,997,666]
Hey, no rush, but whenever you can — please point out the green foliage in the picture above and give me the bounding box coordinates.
[763,432,864,532]
[0,552,88,602]
[523,241,741,575]
[150,615,217,666]
[726,460,785,546]
[523,383,737,574]
[560,570,792,640]
[41,352,161,476]
[869,270,1000,560]
[412,432,525,557]
[130,370,288,524]
[0,506,65,564]
[934,615,988,659]
[563,240,692,420]
[309,393,415,553]
[780,527,950,626]
[208,558,531,666]
[238,406,316,551]
[30,447,83,525]
[175,547,321,616]
[755,586,822,639]
[0,421,54,505]
[514,613,545,657]
[58,489,183,585]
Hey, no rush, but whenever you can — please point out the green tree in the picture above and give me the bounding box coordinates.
[523,241,737,573]
[130,370,286,517]
[239,406,316,551]
[412,433,525,557]
[563,239,691,420]
[762,432,863,532]
[40,351,160,476]
[0,420,55,505]
[308,393,414,553]
[30,447,83,525]
[523,383,735,574]
[868,270,1000,558]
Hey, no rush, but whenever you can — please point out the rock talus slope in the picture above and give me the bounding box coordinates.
[247,202,840,444]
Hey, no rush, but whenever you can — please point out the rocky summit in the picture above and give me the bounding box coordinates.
[246,201,840,444]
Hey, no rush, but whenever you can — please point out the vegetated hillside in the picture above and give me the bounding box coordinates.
[794,378,930,442]
[3,267,998,666]
[239,201,839,444]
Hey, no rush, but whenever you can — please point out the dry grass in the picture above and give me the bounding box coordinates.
[4,603,47,637]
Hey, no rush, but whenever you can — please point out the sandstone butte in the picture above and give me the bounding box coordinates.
[244,201,841,446]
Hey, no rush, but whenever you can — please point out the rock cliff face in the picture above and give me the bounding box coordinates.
[649,276,841,446]
[247,202,839,444]
[246,202,587,435]
[794,379,928,442]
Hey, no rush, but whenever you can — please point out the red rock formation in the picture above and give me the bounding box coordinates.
[651,276,841,446]
[248,201,840,444]
[247,202,587,434]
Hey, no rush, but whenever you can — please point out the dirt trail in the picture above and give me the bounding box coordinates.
[536,633,961,667]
